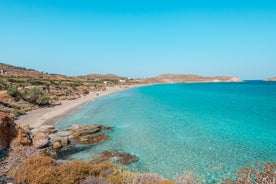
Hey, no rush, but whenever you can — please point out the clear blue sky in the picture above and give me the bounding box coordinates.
[0,0,275,79]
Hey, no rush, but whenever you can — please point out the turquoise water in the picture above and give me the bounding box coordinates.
[57,81,276,182]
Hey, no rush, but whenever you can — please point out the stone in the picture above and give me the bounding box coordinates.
[0,113,17,148]
[33,135,49,149]
[20,124,32,132]
[39,125,56,134]
[52,141,62,150]
[61,137,69,146]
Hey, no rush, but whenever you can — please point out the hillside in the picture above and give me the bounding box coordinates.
[142,74,242,83]
[78,73,127,81]
[0,63,112,117]
[0,63,74,81]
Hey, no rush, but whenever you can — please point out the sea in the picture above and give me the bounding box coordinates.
[57,81,276,182]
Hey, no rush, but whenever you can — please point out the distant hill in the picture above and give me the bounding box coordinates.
[78,74,127,81]
[266,76,276,81]
[142,74,242,83]
[1,63,242,83]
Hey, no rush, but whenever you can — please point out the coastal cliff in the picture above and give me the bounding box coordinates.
[0,113,17,148]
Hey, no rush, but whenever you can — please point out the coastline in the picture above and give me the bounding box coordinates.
[13,81,240,129]
[15,85,144,128]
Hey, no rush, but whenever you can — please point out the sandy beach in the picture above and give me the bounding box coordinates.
[15,85,142,128]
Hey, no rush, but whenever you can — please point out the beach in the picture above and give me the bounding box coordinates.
[15,85,141,128]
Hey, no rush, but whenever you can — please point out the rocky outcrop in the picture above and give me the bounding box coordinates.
[0,113,17,148]
[15,124,111,149]
[70,124,111,145]
[70,124,102,137]
[17,128,32,146]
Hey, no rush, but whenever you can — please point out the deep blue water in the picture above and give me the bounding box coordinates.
[57,81,276,182]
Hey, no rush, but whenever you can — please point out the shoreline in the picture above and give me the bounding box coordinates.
[15,85,144,128]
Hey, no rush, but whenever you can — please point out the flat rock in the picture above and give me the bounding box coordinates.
[39,125,56,134]
[54,131,71,137]
[70,124,102,137]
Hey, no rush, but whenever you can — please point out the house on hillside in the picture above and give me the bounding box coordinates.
[0,70,8,75]
[119,79,126,83]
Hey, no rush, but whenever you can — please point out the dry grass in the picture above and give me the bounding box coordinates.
[58,161,91,184]
[226,162,276,184]
[9,156,116,184]
[8,156,176,184]
[12,156,276,184]
[9,156,56,184]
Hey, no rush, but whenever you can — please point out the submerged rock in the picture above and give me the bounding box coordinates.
[75,134,109,144]
[91,151,139,165]
[70,124,112,145]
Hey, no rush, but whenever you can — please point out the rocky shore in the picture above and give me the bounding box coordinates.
[0,115,140,183]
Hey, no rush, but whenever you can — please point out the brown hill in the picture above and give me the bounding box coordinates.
[142,74,242,83]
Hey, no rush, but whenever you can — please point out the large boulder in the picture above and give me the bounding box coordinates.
[32,134,49,149]
[0,113,17,148]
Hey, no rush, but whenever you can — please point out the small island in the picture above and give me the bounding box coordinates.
[266,76,276,81]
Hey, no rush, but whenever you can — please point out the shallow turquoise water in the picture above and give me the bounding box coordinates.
[57,81,276,182]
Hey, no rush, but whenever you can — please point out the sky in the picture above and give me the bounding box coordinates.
[0,0,276,79]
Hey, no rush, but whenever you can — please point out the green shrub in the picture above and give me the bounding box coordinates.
[7,86,21,98]
[68,81,83,89]
[21,88,49,105]
[27,79,48,86]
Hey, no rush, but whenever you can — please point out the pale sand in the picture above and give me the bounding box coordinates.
[15,85,143,128]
